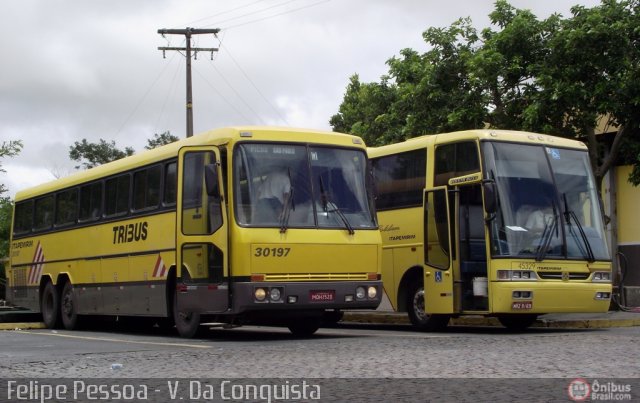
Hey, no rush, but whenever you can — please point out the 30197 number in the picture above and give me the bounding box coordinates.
[254,247,291,257]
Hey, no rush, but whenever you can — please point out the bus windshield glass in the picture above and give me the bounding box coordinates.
[234,143,376,230]
[482,142,609,261]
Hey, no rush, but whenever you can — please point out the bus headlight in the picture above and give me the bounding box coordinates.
[367,286,377,299]
[254,288,267,302]
[355,286,366,300]
[269,287,282,302]
[592,272,611,282]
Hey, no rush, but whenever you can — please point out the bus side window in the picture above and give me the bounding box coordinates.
[164,161,177,205]
[13,201,34,235]
[105,174,131,217]
[434,142,480,186]
[79,182,102,221]
[34,196,54,231]
[55,188,78,226]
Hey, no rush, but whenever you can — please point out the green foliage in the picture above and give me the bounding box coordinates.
[0,197,11,261]
[0,140,23,197]
[331,0,640,187]
[69,139,135,170]
[145,131,179,150]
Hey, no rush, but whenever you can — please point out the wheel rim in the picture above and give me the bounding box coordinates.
[412,287,427,321]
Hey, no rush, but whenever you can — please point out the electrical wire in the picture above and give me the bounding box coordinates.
[154,56,183,136]
[192,64,257,124]
[114,40,184,139]
[196,0,303,29]
[182,0,271,27]
[218,43,290,126]
[223,0,331,30]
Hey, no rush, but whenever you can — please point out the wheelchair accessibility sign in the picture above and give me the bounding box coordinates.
[435,271,443,283]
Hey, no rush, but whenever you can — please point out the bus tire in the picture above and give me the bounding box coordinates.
[497,314,537,331]
[173,293,201,338]
[288,319,320,337]
[60,281,81,330]
[41,281,61,329]
[407,282,449,331]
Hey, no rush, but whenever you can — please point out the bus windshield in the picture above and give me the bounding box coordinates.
[482,142,610,261]
[233,143,376,230]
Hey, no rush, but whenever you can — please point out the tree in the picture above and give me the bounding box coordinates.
[145,131,179,150]
[0,140,23,197]
[0,140,21,288]
[524,0,640,190]
[331,0,640,190]
[69,139,135,169]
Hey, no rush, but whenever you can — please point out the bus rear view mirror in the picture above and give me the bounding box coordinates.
[483,181,497,216]
[204,164,220,199]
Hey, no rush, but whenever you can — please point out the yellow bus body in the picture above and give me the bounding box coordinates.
[7,126,382,336]
[369,129,612,329]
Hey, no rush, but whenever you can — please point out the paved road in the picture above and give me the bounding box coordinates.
[0,324,638,401]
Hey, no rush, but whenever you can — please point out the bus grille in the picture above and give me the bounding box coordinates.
[537,272,590,280]
[263,273,370,282]
[12,268,28,297]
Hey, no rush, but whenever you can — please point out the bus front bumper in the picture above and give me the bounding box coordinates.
[232,280,383,313]
[490,281,612,314]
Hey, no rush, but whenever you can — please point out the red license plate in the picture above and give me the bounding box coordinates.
[309,290,335,302]
[512,301,533,310]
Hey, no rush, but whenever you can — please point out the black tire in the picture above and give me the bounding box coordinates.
[41,281,61,329]
[288,319,320,337]
[173,292,201,338]
[407,281,449,331]
[60,281,81,330]
[497,314,538,331]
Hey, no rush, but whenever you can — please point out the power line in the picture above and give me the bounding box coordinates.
[223,0,331,30]
[182,0,270,27]
[218,44,290,126]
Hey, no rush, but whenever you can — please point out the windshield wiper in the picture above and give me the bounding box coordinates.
[319,176,354,235]
[279,168,295,233]
[535,213,558,262]
[563,194,595,262]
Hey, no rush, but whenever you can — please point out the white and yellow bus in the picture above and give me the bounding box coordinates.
[368,129,611,330]
[6,126,382,337]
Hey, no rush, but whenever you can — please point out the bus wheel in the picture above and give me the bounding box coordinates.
[288,319,320,337]
[497,314,538,331]
[60,281,80,330]
[407,283,449,331]
[41,281,61,329]
[173,294,201,338]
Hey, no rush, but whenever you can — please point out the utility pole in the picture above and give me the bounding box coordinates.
[158,28,220,137]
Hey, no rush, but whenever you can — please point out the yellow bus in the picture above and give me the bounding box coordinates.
[6,126,382,337]
[368,129,612,330]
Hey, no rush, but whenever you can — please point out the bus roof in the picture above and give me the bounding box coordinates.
[15,126,364,201]
[367,129,587,158]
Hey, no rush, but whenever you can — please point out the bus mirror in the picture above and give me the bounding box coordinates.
[483,181,497,215]
[204,164,220,198]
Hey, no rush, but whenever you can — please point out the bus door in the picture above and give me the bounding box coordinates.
[423,187,454,314]
[457,184,488,311]
[176,147,229,314]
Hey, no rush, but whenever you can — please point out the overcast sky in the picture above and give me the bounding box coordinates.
[0,0,601,197]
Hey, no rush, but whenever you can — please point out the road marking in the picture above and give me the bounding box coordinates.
[12,330,212,349]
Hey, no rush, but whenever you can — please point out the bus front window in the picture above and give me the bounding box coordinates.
[482,142,609,261]
[234,143,376,230]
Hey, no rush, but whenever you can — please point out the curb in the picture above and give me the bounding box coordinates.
[0,322,46,330]
[341,312,640,329]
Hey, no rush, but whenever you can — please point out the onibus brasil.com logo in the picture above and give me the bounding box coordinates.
[568,378,632,401]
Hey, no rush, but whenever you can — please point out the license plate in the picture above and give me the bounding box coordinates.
[309,290,335,302]
[512,301,533,310]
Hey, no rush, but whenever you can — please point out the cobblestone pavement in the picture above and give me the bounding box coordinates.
[0,324,638,379]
